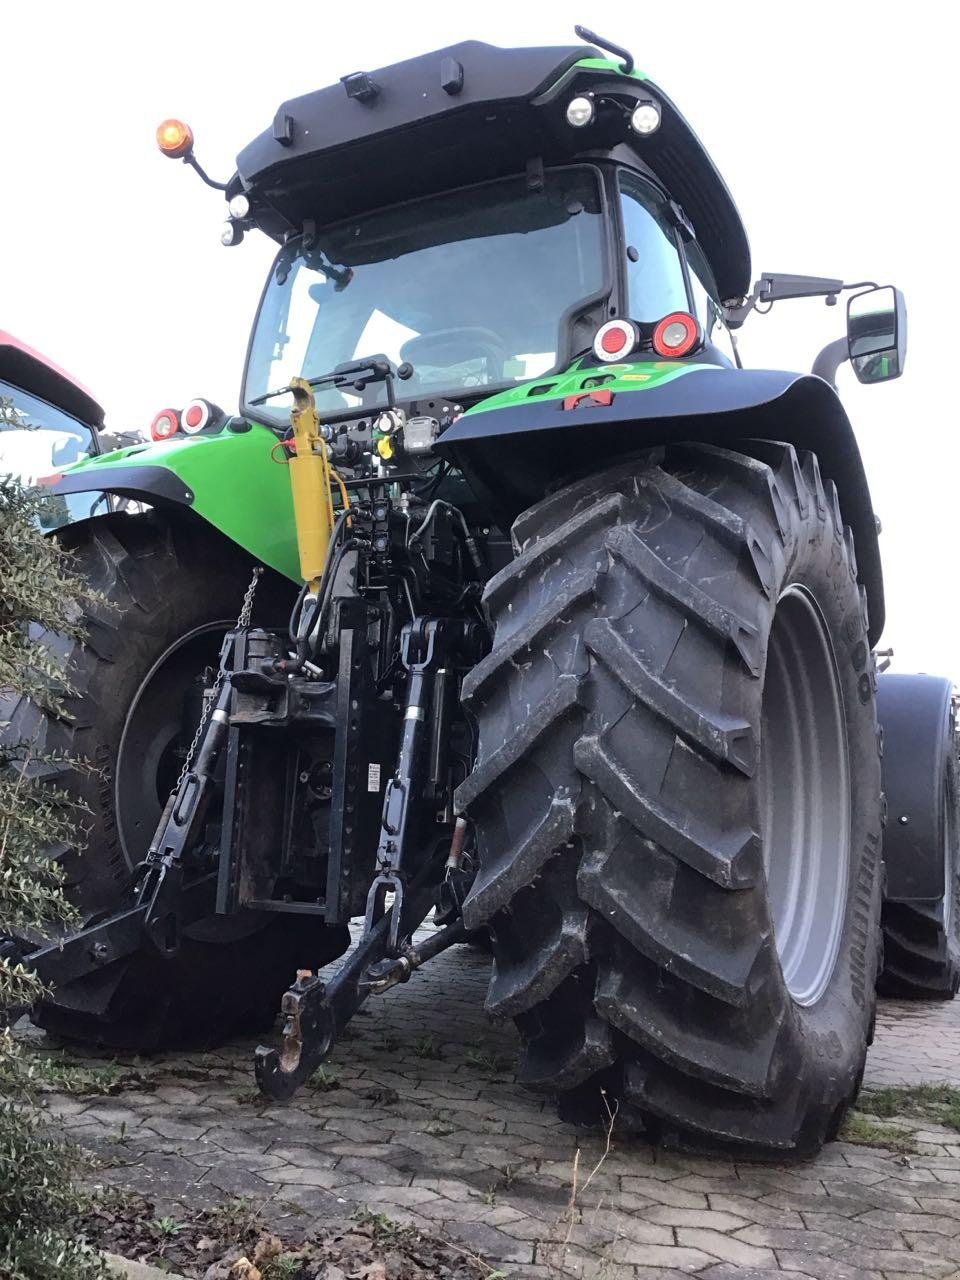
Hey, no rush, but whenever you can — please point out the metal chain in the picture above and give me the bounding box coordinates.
[174,567,262,789]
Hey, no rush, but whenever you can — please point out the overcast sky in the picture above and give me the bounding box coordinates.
[4,1,957,679]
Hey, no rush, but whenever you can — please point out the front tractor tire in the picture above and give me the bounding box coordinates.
[3,512,349,1050]
[457,443,883,1158]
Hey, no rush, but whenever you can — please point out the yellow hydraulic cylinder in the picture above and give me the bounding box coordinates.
[287,378,336,590]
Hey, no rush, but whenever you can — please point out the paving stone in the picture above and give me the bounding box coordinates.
[880,1274,953,1280]
[708,1193,805,1227]
[335,1154,413,1185]
[600,1239,718,1271]
[342,1183,440,1208]
[28,935,959,1278]
[150,1086,202,1105]
[774,1256,884,1279]
[699,1270,819,1280]
[269,1184,353,1219]
[265,1143,341,1167]
[902,1232,960,1262]
[574,1206,670,1248]
[139,1116,214,1141]
[917,1196,960,1219]
[437,1220,536,1264]
[879,1178,960,1201]
[258,1165,353,1189]
[197,1166,275,1198]
[620,1176,711,1208]
[675,1227,777,1268]
[626,1270,695,1280]
[640,1205,749,1232]
[77,1104,142,1128]
[104,1250,188,1279]
[43,1096,93,1118]
[320,1141,398,1159]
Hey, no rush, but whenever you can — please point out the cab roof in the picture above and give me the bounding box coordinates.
[0,330,104,428]
[229,40,751,302]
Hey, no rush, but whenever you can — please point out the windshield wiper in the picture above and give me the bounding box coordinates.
[249,356,413,409]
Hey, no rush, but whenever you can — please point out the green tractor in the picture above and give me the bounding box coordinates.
[7,28,959,1157]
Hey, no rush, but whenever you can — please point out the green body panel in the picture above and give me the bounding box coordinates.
[465,360,712,416]
[63,424,301,582]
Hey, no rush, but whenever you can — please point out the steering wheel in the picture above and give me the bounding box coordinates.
[400,326,507,376]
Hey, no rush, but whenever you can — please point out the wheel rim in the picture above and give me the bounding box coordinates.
[944,763,957,940]
[759,585,851,1006]
[114,622,229,867]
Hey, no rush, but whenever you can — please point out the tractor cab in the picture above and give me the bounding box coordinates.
[164,35,751,434]
[155,31,903,536]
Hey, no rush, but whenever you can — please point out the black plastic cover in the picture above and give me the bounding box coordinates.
[230,41,752,302]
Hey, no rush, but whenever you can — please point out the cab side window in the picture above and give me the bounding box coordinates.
[686,243,740,366]
[618,173,691,322]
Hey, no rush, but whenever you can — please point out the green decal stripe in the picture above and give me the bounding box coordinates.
[573,56,647,81]
[540,55,648,104]
[464,362,713,416]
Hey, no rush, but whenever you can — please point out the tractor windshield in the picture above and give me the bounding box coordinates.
[244,168,607,421]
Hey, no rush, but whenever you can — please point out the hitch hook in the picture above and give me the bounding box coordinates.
[254,969,336,1100]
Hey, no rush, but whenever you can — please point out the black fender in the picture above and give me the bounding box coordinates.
[440,367,885,643]
[877,673,955,901]
[53,464,196,507]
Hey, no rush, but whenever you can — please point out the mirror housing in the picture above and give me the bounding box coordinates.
[847,286,907,384]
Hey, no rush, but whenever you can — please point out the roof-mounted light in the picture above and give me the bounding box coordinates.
[630,100,661,136]
[565,95,595,128]
[593,319,640,363]
[652,312,701,358]
[156,118,194,158]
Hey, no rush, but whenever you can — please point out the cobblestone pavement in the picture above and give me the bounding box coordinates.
[30,939,960,1280]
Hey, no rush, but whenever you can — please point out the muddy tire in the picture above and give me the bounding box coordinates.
[877,675,960,999]
[457,443,883,1157]
[2,511,349,1050]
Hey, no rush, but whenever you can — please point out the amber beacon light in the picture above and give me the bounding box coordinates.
[156,119,194,159]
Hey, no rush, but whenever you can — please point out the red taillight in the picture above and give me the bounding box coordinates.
[652,311,701,358]
[151,409,180,441]
[593,319,639,363]
[181,399,215,434]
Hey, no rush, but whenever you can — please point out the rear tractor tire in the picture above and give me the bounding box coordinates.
[876,674,960,999]
[2,512,349,1050]
[457,442,884,1158]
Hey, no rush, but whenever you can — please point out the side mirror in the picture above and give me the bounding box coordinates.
[847,286,907,384]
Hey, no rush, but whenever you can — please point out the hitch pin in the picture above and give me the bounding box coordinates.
[445,816,468,873]
[361,917,468,994]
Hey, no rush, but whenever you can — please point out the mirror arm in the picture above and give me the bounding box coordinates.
[724,276,880,330]
[812,337,850,388]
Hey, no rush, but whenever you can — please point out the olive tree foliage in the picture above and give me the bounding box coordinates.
[0,478,108,1280]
